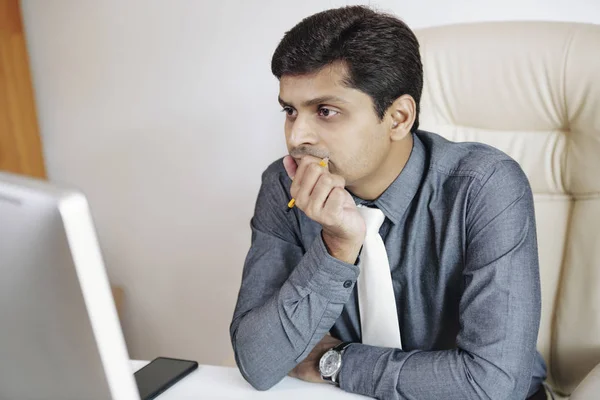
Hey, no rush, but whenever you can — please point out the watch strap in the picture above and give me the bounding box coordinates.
[333,341,352,353]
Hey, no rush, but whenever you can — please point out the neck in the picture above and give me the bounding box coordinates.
[347,133,413,201]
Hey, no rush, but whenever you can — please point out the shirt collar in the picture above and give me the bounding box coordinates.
[351,132,427,225]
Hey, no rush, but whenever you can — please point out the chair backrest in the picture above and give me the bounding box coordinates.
[416,21,600,395]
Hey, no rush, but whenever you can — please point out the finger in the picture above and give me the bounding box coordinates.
[295,162,325,209]
[282,155,297,180]
[290,156,328,198]
[322,187,348,226]
[308,174,345,216]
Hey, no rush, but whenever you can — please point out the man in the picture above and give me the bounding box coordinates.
[230,6,547,399]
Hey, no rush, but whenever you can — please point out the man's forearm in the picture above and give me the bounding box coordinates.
[339,344,535,400]
[230,235,359,390]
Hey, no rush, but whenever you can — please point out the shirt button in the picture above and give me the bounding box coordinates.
[343,280,353,288]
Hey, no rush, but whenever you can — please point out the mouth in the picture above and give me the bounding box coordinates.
[292,156,332,167]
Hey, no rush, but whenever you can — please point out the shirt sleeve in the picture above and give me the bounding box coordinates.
[230,161,359,390]
[338,160,542,399]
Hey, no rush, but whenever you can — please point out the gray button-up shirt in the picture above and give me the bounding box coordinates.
[230,130,546,399]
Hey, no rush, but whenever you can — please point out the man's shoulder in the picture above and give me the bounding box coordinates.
[257,157,293,202]
[261,157,289,183]
[417,130,517,182]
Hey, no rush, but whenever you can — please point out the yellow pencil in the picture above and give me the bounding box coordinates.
[287,158,328,212]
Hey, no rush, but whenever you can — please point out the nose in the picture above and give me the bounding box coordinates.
[287,115,318,148]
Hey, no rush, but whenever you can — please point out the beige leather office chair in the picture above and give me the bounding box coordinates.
[416,21,600,399]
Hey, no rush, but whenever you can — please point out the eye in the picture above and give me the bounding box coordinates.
[281,106,297,118]
[318,107,339,118]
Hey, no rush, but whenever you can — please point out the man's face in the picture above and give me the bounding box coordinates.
[278,63,390,187]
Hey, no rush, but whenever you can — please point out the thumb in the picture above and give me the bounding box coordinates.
[283,155,298,180]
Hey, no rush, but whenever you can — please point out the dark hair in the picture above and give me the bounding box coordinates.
[271,6,423,132]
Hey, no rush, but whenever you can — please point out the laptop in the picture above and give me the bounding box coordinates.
[0,171,140,400]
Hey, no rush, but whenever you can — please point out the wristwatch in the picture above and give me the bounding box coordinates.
[319,342,352,386]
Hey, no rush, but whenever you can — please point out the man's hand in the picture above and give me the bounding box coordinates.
[283,155,365,264]
[288,335,342,384]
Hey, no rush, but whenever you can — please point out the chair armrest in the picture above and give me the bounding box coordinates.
[570,362,600,399]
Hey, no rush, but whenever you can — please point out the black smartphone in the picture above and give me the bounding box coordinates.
[134,357,199,400]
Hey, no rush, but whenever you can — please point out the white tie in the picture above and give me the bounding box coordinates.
[356,205,402,349]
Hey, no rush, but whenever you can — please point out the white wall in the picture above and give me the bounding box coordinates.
[20,0,600,366]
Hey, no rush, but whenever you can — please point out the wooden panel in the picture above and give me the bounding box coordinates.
[0,0,46,178]
[0,1,127,320]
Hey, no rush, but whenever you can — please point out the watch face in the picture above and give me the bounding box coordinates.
[319,350,342,377]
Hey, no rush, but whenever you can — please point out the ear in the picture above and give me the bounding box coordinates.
[387,94,416,141]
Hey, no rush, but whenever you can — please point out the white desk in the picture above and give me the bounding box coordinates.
[131,361,368,399]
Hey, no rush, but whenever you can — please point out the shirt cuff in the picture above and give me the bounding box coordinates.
[338,343,388,397]
[290,232,360,304]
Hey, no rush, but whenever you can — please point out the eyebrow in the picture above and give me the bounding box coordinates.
[278,95,349,108]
